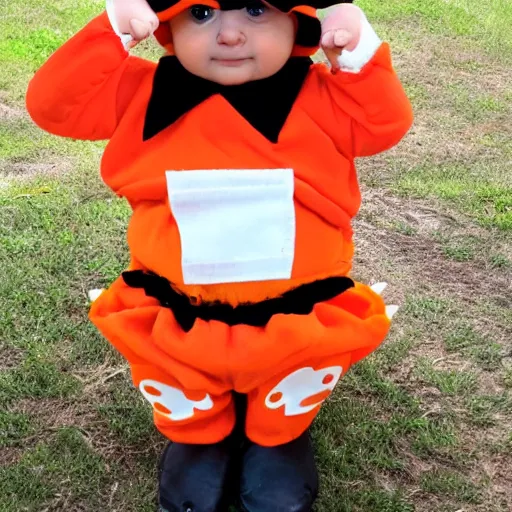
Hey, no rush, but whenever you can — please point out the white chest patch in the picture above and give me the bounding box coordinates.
[165,169,296,285]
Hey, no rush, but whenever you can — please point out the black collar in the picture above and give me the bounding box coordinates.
[143,56,312,143]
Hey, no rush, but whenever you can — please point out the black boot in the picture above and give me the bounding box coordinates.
[157,437,234,512]
[157,394,248,512]
[239,430,319,512]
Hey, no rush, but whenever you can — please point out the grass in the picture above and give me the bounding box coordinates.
[0,427,110,511]
[444,324,503,371]
[395,163,512,231]
[1,0,511,510]
[357,0,512,60]
[420,469,482,504]
[415,359,478,396]
[0,411,35,448]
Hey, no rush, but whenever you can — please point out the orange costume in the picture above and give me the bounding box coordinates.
[26,4,413,448]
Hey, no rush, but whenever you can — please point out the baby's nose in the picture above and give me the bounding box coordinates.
[217,13,246,45]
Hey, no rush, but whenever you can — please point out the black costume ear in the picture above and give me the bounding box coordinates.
[146,0,179,13]
[295,12,322,48]
[146,0,353,15]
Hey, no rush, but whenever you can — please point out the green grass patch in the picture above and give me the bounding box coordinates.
[432,231,486,264]
[479,131,512,154]
[441,237,477,262]
[0,29,67,67]
[390,220,419,236]
[403,295,451,324]
[489,253,511,269]
[0,0,162,103]
[415,359,478,396]
[68,324,117,368]
[421,469,482,503]
[442,244,474,262]
[315,486,415,512]
[0,169,129,323]
[403,83,430,109]
[0,120,63,161]
[410,416,458,457]
[97,384,157,445]
[444,324,484,352]
[0,411,36,447]
[0,427,108,511]
[314,395,448,510]
[444,323,503,371]
[0,121,105,165]
[311,356,460,509]
[345,358,419,410]
[358,0,512,60]
[0,169,130,392]
[469,342,503,371]
[504,368,512,389]
[396,163,512,230]
[465,394,511,427]
[446,84,509,121]
[112,479,158,512]
[0,0,102,102]
[0,352,80,406]
[375,333,415,368]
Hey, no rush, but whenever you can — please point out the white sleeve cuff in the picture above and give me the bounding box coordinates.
[106,0,134,50]
[336,13,382,74]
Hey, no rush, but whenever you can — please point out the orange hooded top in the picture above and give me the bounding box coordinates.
[26,8,413,305]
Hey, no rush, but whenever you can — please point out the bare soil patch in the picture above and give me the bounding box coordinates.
[0,160,72,180]
[0,102,24,122]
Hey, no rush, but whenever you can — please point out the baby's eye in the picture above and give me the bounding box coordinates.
[190,5,215,22]
[246,1,266,17]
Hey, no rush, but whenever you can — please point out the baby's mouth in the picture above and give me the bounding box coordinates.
[212,57,253,65]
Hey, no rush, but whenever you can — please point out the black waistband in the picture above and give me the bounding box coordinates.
[122,270,354,332]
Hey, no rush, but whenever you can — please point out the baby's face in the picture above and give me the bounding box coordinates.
[169,2,296,85]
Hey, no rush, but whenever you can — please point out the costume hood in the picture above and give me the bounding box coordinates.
[146,0,353,56]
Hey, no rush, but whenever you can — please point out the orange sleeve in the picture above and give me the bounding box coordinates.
[309,44,414,158]
[26,12,154,141]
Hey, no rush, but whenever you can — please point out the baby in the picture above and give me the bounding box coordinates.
[26,0,413,510]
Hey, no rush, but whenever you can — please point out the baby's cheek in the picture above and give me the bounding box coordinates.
[175,37,207,66]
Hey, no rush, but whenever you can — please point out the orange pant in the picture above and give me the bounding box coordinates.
[89,276,390,447]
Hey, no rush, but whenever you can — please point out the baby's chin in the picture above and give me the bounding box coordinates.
[211,74,254,86]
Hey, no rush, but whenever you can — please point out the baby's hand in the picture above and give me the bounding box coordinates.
[321,4,363,69]
[109,0,159,43]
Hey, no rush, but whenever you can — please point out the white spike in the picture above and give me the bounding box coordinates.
[88,288,104,302]
[385,305,399,319]
[370,282,388,295]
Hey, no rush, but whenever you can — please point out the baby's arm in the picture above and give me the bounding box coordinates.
[310,5,413,157]
[26,0,158,140]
